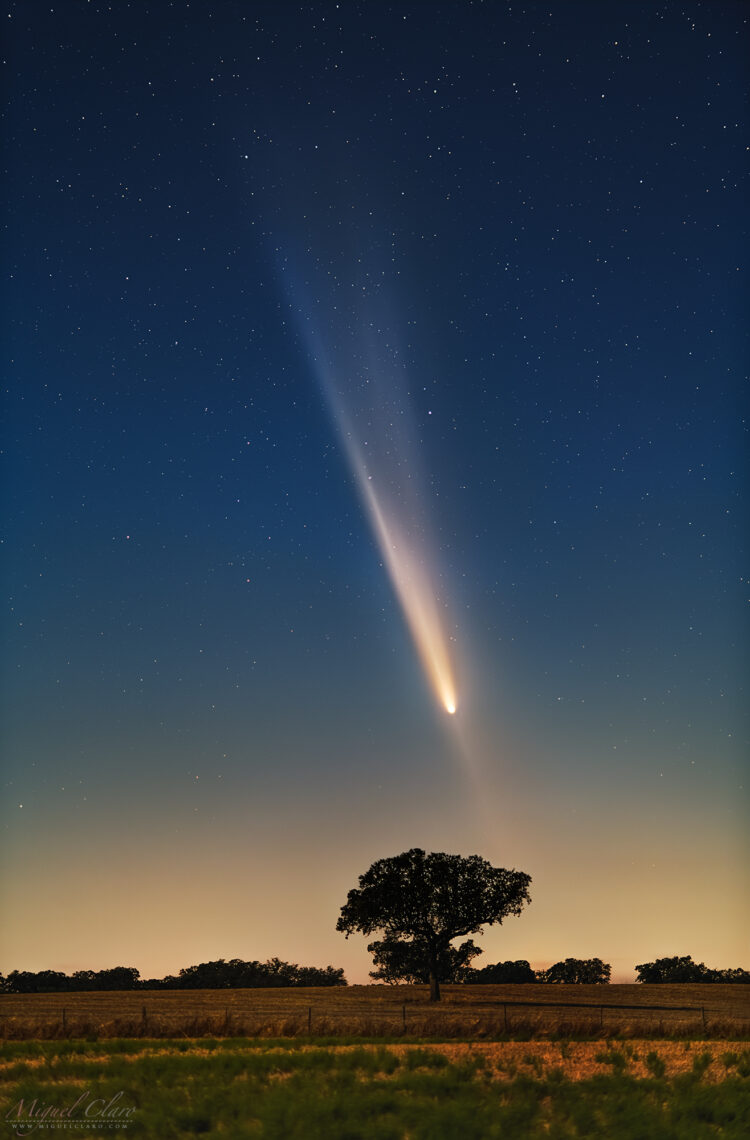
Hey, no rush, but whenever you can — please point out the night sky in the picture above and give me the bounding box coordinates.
[2,2,747,984]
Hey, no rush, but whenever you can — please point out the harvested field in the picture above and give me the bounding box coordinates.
[1,983,748,1040]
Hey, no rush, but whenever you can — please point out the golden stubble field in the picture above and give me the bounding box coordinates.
[1,983,748,1039]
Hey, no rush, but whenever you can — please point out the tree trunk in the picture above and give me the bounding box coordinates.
[428,968,441,1002]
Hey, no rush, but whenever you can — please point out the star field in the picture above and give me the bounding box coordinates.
[1,2,747,981]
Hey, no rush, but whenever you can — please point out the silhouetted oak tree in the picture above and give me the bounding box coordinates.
[337,848,532,1001]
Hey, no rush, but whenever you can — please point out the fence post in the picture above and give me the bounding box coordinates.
[62,1008,66,1031]
[402,1003,406,1029]
[702,1007,706,1030]
[141,1005,147,1031]
[503,1004,508,1033]
[308,1006,312,1033]
[600,1006,604,1028]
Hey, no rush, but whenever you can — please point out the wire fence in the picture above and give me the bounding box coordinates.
[3,996,748,1036]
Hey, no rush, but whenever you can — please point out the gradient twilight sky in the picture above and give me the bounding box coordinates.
[1,2,747,985]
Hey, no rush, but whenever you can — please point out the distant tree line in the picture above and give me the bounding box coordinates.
[1,967,142,993]
[3,953,747,993]
[467,956,750,985]
[0,959,347,994]
[634,956,750,984]
[466,958,611,984]
[150,959,347,990]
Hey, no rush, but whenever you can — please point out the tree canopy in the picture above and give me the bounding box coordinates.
[368,935,482,984]
[336,848,532,1000]
[635,956,750,984]
[537,958,611,984]
[466,959,537,984]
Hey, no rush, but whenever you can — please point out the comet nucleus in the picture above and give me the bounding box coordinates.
[285,261,458,716]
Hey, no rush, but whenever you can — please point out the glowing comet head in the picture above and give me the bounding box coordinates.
[352,462,459,717]
[285,270,459,719]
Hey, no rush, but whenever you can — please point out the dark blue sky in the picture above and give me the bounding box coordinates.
[2,2,747,981]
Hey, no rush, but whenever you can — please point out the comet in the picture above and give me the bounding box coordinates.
[342,428,458,717]
[280,255,458,716]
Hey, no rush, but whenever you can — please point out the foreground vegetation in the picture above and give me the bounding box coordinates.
[1,1037,749,1139]
[2,987,747,1137]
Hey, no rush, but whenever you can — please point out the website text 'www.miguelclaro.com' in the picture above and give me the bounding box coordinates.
[4,1089,136,1136]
